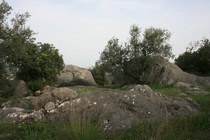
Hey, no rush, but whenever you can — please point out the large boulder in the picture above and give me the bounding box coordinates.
[141,57,210,86]
[0,85,200,132]
[57,65,97,86]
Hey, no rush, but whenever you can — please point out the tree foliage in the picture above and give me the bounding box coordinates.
[0,0,64,94]
[92,25,174,85]
[99,37,124,73]
[175,38,210,76]
[142,27,173,58]
[16,43,64,82]
[90,62,105,86]
[128,25,141,58]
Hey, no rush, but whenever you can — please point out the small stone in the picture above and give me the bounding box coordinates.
[179,93,187,98]
[41,85,51,93]
[55,100,60,106]
[19,114,29,119]
[44,102,56,112]
[130,89,134,91]
[49,109,58,114]
[104,119,109,124]
[35,90,42,96]
[58,101,70,108]
[7,113,18,118]
[32,110,43,121]
[76,98,81,103]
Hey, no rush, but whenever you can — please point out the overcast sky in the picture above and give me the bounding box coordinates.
[4,0,210,68]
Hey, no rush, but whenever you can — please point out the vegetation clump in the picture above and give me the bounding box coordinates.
[91,24,174,85]
[0,1,64,97]
[175,38,210,76]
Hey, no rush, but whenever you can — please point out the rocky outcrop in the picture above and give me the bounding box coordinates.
[2,87,78,110]
[141,57,210,86]
[0,85,200,132]
[57,65,97,86]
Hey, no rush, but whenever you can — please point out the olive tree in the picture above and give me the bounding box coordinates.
[128,24,141,58]
[141,27,174,59]
[99,37,123,73]
[92,24,174,85]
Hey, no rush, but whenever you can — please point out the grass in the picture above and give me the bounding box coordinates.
[149,84,187,97]
[0,115,209,140]
[0,113,104,140]
[121,115,210,140]
[191,93,210,113]
[0,85,210,139]
[69,86,99,94]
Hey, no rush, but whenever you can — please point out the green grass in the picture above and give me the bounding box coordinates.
[1,115,209,140]
[150,85,187,97]
[191,94,210,113]
[115,114,210,140]
[0,116,104,140]
[69,86,99,94]
[1,85,210,140]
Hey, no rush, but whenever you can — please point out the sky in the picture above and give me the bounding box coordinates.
[4,0,210,68]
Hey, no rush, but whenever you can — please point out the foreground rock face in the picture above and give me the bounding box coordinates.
[141,57,210,86]
[57,65,97,86]
[0,85,200,132]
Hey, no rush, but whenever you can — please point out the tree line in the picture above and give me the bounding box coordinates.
[91,25,210,85]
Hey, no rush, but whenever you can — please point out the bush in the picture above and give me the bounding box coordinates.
[0,1,64,94]
[175,38,210,76]
[0,78,16,98]
[90,62,105,86]
[27,80,46,92]
[16,43,64,91]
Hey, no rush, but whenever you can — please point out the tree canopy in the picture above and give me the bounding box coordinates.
[0,0,64,95]
[91,25,174,85]
[175,38,210,76]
